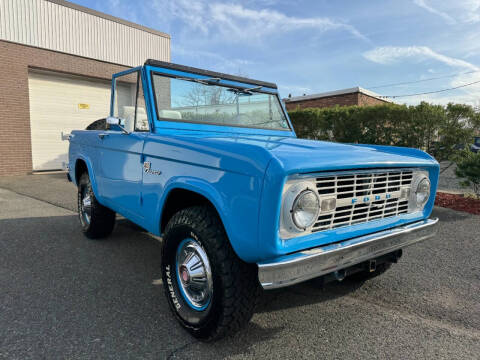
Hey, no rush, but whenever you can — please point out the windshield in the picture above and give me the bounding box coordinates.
[151,73,290,130]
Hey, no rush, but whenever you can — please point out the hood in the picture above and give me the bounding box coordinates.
[261,137,437,174]
[194,134,438,174]
[148,131,438,178]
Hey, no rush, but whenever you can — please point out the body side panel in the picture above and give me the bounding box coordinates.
[139,134,266,261]
[68,131,103,199]
[98,131,146,216]
[69,130,149,228]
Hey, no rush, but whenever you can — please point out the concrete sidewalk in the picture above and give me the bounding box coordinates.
[0,172,77,211]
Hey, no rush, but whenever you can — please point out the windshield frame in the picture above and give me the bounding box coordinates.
[149,69,293,132]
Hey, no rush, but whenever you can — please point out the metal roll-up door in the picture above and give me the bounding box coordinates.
[28,70,112,171]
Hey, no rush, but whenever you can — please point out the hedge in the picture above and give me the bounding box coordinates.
[288,102,480,161]
[454,150,480,196]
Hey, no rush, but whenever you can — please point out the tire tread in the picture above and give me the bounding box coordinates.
[78,173,116,239]
[163,205,261,341]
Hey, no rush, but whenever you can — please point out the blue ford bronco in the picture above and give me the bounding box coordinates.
[68,60,439,340]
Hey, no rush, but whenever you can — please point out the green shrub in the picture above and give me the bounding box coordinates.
[288,102,480,161]
[454,150,480,197]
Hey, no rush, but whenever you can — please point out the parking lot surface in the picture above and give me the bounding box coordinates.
[0,174,479,359]
[438,161,464,192]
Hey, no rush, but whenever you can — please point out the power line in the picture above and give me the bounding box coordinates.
[366,70,480,90]
[379,79,480,98]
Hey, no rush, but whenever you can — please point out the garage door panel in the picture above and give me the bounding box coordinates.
[28,71,112,171]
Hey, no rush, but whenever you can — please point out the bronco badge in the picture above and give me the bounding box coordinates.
[143,161,162,176]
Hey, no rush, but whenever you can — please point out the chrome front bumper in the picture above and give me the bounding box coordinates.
[258,218,439,289]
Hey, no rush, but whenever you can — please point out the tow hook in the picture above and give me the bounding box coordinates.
[391,249,403,263]
[334,269,346,281]
[368,259,377,272]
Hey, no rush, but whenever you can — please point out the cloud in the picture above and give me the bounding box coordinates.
[172,45,255,74]
[208,3,368,41]
[363,46,479,70]
[151,0,368,43]
[413,0,456,24]
[460,0,480,23]
[412,0,480,24]
[364,46,480,106]
[104,0,140,23]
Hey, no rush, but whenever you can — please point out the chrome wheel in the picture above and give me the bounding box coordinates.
[176,238,213,311]
[81,190,92,225]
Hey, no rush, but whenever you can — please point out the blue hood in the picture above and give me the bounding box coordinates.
[258,137,438,174]
[147,131,438,178]
[187,134,438,175]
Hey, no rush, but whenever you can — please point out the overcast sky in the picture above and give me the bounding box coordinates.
[73,0,480,106]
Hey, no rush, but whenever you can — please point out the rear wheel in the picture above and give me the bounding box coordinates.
[161,206,260,341]
[77,173,116,239]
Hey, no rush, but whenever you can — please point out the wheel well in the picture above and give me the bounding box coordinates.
[75,159,88,183]
[160,188,219,233]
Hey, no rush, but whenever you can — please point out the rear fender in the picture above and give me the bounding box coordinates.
[74,156,101,200]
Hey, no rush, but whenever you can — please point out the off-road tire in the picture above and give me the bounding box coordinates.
[347,262,392,282]
[161,206,261,341]
[77,173,116,239]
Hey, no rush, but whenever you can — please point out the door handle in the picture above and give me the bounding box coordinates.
[98,133,109,139]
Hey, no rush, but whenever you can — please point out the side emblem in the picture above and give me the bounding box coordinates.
[143,161,162,176]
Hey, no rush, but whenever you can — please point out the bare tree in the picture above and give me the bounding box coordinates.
[180,82,236,108]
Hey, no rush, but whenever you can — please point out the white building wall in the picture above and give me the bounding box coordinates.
[0,0,170,66]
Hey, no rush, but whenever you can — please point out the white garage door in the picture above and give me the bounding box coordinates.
[28,71,112,171]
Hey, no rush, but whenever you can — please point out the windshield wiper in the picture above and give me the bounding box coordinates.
[176,76,263,94]
[176,77,221,85]
[227,86,263,95]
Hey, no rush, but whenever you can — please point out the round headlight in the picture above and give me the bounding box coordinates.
[291,190,320,229]
[415,177,431,207]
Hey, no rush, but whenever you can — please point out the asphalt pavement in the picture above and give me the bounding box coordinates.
[438,161,464,193]
[0,174,479,359]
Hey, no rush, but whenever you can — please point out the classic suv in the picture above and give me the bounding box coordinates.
[68,60,439,340]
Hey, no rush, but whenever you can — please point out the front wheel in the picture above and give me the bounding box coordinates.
[161,206,260,341]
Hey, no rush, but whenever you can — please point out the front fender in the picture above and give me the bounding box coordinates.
[156,177,228,234]
[150,174,262,263]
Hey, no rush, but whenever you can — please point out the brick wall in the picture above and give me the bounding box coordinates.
[285,92,388,111]
[0,40,129,176]
[358,93,388,107]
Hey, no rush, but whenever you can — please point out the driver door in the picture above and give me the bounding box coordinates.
[98,69,150,219]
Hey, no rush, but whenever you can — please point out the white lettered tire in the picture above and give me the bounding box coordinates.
[161,205,260,341]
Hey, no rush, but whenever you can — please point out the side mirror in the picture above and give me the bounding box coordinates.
[106,116,121,125]
[106,116,129,134]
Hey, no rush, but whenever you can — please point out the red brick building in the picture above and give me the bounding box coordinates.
[283,87,390,111]
[0,0,170,176]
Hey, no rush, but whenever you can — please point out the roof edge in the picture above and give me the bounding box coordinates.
[46,0,170,39]
[284,86,390,103]
[145,59,278,89]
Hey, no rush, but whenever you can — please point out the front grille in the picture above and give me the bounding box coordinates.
[312,169,413,232]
